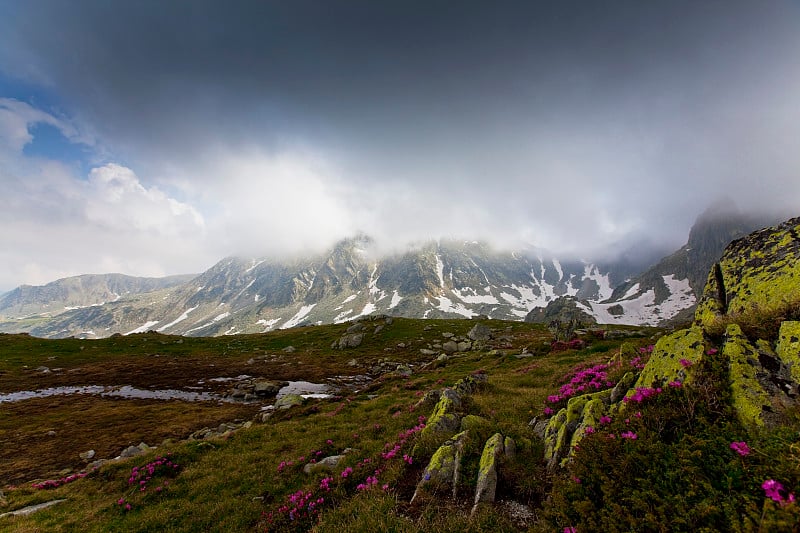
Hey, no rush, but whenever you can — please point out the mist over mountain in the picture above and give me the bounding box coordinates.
[0,207,777,339]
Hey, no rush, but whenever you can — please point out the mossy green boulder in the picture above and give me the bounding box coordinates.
[724,324,771,427]
[695,217,800,328]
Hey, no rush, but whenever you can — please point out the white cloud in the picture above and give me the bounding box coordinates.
[0,100,212,290]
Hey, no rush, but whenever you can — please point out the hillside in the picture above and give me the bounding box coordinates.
[1,216,799,531]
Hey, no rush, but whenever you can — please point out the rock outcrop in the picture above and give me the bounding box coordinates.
[540,216,800,468]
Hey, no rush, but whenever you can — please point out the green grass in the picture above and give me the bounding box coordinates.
[0,318,695,532]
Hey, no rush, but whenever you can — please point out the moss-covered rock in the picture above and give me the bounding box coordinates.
[460,414,489,433]
[776,321,800,382]
[724,324,772,427]
[695,218,800,329]
[412,431,468,502]
[422,388,463,437]
[473,433,505,509]
[543,409,568,466]
[633,327,704,390]
[570,398,606,449]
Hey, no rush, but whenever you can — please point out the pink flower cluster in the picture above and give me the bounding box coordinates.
[620,431,638,440]
[679,358,693,368]
[547,364,614,405]
[128,455,178,494]
[278,490,324,521]
[730,441,750,457]
[356,474,380,491]
[32,471,88,490]
[762,479,796,506]
[622,386,663,404]
[629,356,645,370]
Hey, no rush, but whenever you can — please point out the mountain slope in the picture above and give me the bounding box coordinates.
[0,273,195,319]
[526,207,776,327]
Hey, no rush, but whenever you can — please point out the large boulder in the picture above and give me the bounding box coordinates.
[695,217,800,329]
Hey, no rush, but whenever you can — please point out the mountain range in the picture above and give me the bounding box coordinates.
[0,207,775,338]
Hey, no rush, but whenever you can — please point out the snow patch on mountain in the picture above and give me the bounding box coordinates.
[256,318,281,332]
[281,304,316,329]
[436,296,476,318]
[389,291,402,309]
[125,321,160,335]
[158,305,197,331]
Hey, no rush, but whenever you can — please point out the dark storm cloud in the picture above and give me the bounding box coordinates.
[1,0,799,280]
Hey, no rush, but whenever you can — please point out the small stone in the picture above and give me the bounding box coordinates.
[79,450,96,461]
[282,345,296,353]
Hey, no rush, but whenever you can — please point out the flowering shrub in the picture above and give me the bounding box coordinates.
[32,471,89,490]
[116,454,180,511]
[545,364,615,409]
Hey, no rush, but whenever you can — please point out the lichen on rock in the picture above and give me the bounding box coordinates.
[724,323,772,427]
[776,321,800,382]
[632,327,704,391]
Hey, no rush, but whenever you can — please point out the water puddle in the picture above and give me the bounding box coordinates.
[277,381,332,399]
[0,385,226,404]
[0,379,339,404]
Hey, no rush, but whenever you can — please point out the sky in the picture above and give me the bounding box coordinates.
[1,0,799,291]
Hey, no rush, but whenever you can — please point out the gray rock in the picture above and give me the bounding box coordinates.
[468,323,493,341]
[282,345,296,353]
[419,348,437,356]
[0,499,67,518]
[337,333,364,349]
[253,380,288,397]
[395,364,412,377]
[442,340,459,353]
[79,449,95,461]
[473,433,505,512]
[373,325,384,335]
[436,354,449,362]
[303,454,345,474]
[120,445,145,459]
[346,323,365,334]
[457,341,472,352]
[442,332,455,338]
[275,394,305,410]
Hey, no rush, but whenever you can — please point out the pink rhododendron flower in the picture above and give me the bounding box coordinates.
[730,441,750,456]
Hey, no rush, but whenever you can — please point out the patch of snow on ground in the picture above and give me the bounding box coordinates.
[436,296,475,318]
[621,283,641,300]
[224,326,239,335]
[213,312,230,322]
[500,283,549,310]
[125,321,160,335]
[356,302,377,318]
[584,264,614,301]
[659,275,696,316]
[435,254,445,289]
[281,304,317,329]
[389,291,402,309]
[589,275,695,327]
[256,318,281,332]
[552,259,564,282]
[589,290,657,326]
[369,265,381,296]
[245,260,264,272]
[453,287,499,304]
[335,309,354,323]
[158,306,198,332]
[340,294,358,305]
[254,294,260,302]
